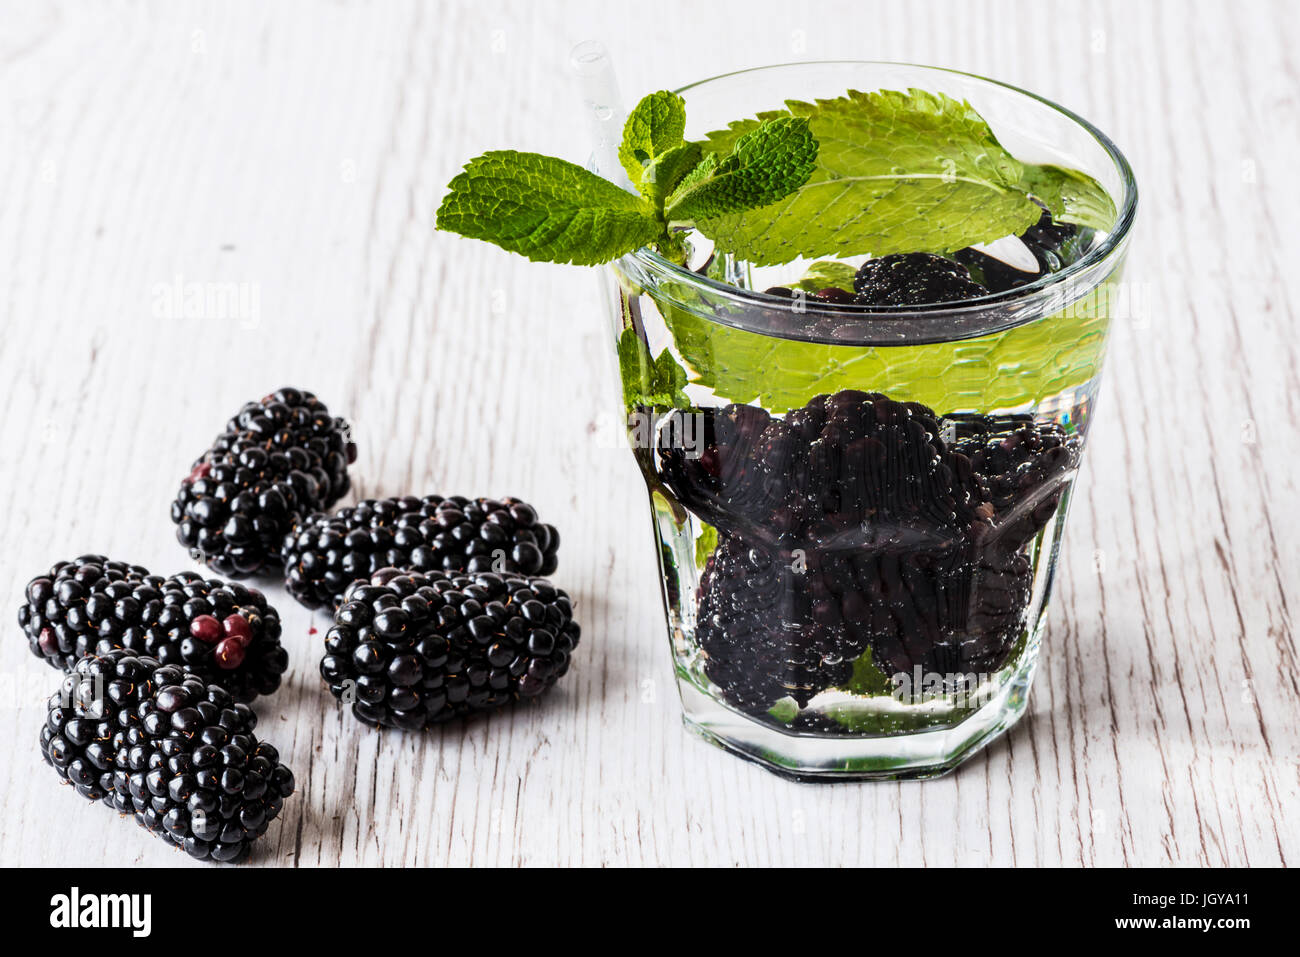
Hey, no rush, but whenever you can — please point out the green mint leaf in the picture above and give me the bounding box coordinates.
[665,117,817,223]
[695,89,1074,265]
[791,260,857,293]
[767,698,799,724]
[617,328,690,410]
[693,523,718,570]
[841,649,894,697]
[1019,163,1118,232]
[669,151,717,198]
[651,278,1115,414]
[436,151,661,265]
[619,91,687,184]
[637,141,704,205]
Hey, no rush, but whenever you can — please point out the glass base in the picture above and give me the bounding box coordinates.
[677,632,1041,782]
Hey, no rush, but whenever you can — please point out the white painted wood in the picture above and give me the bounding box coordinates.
[0,0,1295,867]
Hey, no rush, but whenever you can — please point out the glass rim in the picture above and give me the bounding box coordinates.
[621,60,1138,342]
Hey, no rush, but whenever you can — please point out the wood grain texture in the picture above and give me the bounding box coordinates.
[0,0,1296,867]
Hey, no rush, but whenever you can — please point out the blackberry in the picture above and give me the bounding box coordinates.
[656,403,784,544]
[39,649,294,863]
[171,387,356,577]
[661,391,1088,711]
[954,208,1091,293]
[18,555,288,703]
[952,417,1081,551]
[659,392,984,547]
[852,253,988,306]
[282,495,559,610]
[855,540,1033,681]
[320,568,581,729]
[696,535,868,713]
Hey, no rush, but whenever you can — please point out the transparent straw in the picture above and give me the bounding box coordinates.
[568,41,630,189]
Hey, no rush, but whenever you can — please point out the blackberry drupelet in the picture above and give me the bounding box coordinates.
[695,535,868,714]
[171,387,356,577]
[18,555,288,703]
[852,252,988,306]
[282,495,560,610]
[39,649,294,863]
[320,568,580,729]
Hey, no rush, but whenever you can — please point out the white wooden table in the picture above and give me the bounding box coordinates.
[1,0,1296,867]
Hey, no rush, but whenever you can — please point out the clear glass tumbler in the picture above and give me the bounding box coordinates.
[605,62,1137,780]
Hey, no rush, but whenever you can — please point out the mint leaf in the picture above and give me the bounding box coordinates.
[693,523,718,570]
[695,89,1081,265]
[767,698,799,724]
[841,649,894,697]
[653,278,1115,414]
[665,117,817,223]
[617,328,690,410]
[791,260,857,293]
[619,91,687,184]
[436,152,661,266]
[1020,163,1117,232]
[638,141,703,205]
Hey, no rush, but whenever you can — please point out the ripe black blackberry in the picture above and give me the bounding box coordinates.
[952,417,1081,551]
[171,387,356,577]
[18,555,288,703]
[662,392,1090,713]
[659,392,985,547]
[695,536,869,714]
[320,568,580,729]
[282,495,559,610]
[954,208,1090,293]
[852,253,988,306]
[855,540,1033,681]
[39,649,294,863]
[656,403,785,544]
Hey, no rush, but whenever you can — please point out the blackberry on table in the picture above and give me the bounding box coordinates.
[320,568,581,730]
[39,649,294,863]
[282,495,560,610]
[171,387,355,577]
[852,253,988,306]
[18,555,288,703]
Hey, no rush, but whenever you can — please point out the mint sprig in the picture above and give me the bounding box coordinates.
[436,86,1114,270]
[791,260,857,294]
[437,91,817,266]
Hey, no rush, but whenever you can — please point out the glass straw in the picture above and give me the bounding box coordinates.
[568,41,630,189]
